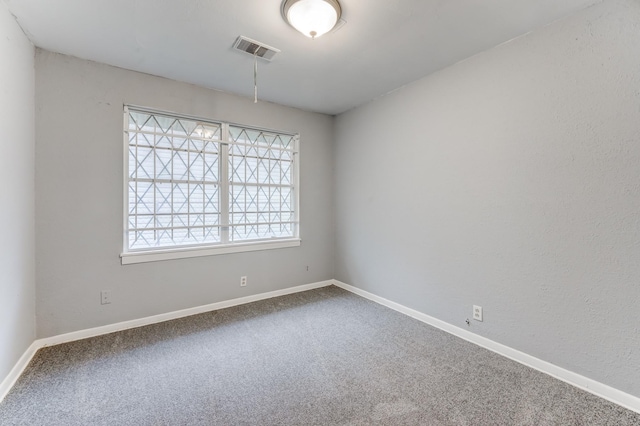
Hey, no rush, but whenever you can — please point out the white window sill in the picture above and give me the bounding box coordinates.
[121,239,301,265]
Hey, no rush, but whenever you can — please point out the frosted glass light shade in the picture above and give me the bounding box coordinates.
[283,0,341,39]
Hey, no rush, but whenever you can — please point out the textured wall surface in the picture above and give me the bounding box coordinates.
[0,3,36,383]
[335,0,640,397]
[35,51,334,337]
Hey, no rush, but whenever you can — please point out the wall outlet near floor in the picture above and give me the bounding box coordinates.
[473,305,483,321]
[100,290,111,305]
[240,276,247,287]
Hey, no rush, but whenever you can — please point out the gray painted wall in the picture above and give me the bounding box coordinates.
[35,50,335,338]
[334,0,640,397]
[0,3,36,383]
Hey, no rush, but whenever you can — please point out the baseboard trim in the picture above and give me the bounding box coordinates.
[38,280,333,348]
[0,280,332,402]
[0,341,40,403]
[332,279,640,414]
[6,279,638,413]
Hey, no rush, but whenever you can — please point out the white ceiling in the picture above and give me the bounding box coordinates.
[5,0,600,115]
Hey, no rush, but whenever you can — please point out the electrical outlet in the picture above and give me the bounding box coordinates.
[473,305,483,322]
[240,276,247,287]
[101,290,111,305]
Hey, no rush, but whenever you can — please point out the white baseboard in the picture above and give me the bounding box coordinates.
[0,341,40,403]
[332,279,640,414]
[38,280,333,348]
[5,278,638,414]
[0,280,332,402]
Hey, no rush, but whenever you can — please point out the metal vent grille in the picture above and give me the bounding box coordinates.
[233,36,280,61]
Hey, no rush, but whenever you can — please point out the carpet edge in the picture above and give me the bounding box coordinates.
[332,279,640,415]
[0,280,333,402]
[0,341,40,403]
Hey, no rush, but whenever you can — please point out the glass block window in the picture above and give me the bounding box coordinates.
[229,126,296,242]
[124,106,299,253]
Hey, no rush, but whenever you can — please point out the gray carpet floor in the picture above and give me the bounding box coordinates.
[1,285,639,425]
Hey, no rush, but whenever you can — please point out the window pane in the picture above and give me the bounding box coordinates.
[126,108,222,250]
[126,107,297,252]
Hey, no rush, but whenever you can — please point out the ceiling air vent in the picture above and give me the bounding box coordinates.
[233,36,280,61]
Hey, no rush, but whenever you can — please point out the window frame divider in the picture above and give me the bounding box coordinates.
[220,123,230,244]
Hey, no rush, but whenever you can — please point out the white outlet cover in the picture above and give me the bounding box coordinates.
[473,305,483,321]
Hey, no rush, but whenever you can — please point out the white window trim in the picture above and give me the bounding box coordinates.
[120,106,301,265]
[120,238,301,265]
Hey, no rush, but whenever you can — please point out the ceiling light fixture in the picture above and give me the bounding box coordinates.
[282,0,342,39]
